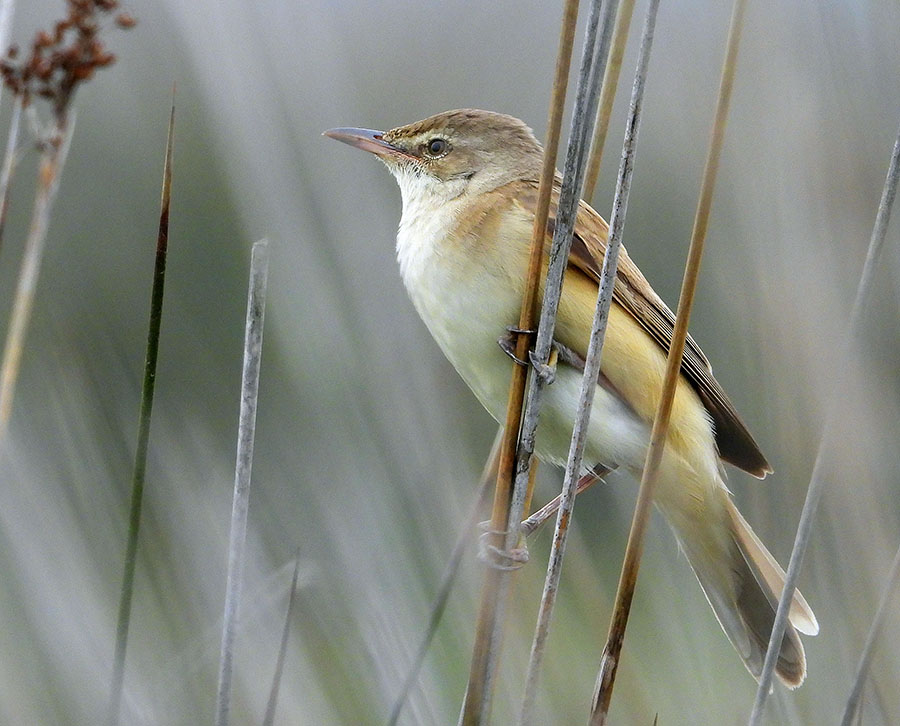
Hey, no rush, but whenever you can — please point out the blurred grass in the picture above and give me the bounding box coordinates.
[0,0,898,724]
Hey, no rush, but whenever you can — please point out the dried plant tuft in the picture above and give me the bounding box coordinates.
[0,0,135,119]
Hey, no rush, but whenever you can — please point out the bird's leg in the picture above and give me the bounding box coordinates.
[477,529,530,570]
[552,340,586,370]
[477,463,613,567]
[528,349,557,384]
[520,464,614,536]
[476,452,539,570]
[528,338,588,385]
[498,327,587,386]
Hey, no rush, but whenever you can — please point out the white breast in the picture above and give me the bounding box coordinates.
[393,167,518,420]
[393,166,467,281]
[390,166,649,474]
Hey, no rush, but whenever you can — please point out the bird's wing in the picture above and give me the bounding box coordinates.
[514,180,771,478]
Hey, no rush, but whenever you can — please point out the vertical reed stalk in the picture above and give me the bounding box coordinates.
[0,115,74,441]
[519,0,656,719]
[106,100,174,726]
[463,1,622,721]
[582,0,637,204]
[215,238,271,726]
[388,430,501,726]
[590,0,747,722]
[463,0,619,720]
[504,0,618,577]
[0,0,12,249]
[750,116,900,723]
[460,2,581,722]
[0,95,22,253]
[840,544,900,726]
[262,550,303,726]
[0,0,14,84]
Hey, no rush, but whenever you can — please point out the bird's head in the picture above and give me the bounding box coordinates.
[325,109,543,207]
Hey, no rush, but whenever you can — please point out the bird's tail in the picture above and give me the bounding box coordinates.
[661,485,819,687]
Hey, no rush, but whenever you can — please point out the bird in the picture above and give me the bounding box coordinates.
[324,108,818,687]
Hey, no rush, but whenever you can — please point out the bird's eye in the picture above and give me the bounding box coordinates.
[424,138,448,157]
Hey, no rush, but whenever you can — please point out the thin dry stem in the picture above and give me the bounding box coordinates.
[750,114,900,722]
[0,0,135,442]
[505,0,618,576]
[466,0,619,719]
[519,0,655,718]
[0,115,74,441]
[582,0,637,204]
[0,0,15,104]
[460,2,580,722]
[262,550,303,726]
[840,544,900,726]
[388,430,501,726]
[0,94,22,252]
[215,239,271,726]
[590,0,746,721]
[463,1,621,720]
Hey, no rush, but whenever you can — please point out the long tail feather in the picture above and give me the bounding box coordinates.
[663,486,818,688]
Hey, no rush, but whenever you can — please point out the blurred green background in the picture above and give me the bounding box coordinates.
[1,1,899,724]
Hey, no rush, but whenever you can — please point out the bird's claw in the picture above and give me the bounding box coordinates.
[497,327,558,384]
[529,350,556,385]
[477,530,530,570]
[497,331,529,367]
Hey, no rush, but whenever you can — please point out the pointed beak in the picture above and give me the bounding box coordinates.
[323,127,407,159]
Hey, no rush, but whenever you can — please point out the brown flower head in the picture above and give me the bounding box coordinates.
[0,0,136,118]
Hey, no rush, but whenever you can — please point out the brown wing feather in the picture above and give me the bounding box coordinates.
[517,179,771,478]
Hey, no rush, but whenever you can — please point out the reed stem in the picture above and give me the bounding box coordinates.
[106,100,174,726]
[519,0,654,718]
[0,114,74,440]
[262,550,303,726]
[214,239,271,726]
[749,115,900,724]
[459,2,581,721]
[590,0,746,721]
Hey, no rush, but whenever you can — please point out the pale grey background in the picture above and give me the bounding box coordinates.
[1,1,898,724]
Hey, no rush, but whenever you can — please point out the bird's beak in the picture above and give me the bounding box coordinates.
[323,127,408,159]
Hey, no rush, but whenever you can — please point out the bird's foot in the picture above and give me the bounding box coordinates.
[497,326,534,367]
[497,327,562,385]
[529,349,557,385]
[477,525,529,570]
